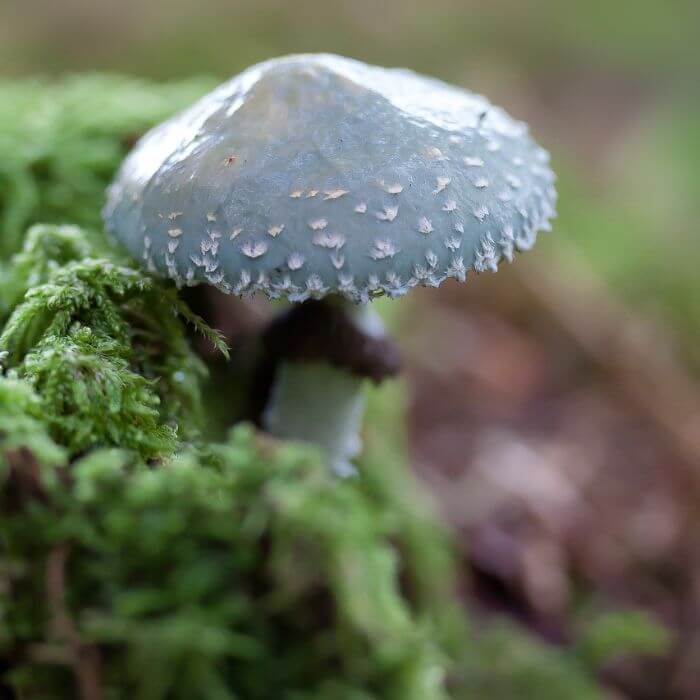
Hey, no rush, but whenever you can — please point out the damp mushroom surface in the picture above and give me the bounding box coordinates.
[103,53,557,475]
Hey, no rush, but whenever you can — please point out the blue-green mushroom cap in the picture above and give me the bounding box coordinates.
[104,54,556,303]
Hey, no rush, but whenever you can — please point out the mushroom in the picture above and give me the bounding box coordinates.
[103,54,556,475]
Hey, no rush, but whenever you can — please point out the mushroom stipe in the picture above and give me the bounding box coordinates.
[103,54,556,474]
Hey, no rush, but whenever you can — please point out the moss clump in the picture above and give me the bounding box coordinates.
[1,224,225,460]
[1,423,452,699]
[0,376,67,470]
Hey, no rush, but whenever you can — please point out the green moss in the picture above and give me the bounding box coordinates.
[1,426,451,699]
[575,610,671,670]
[0,224,225,460]
[460,622,603,700]
[0,376,67,470]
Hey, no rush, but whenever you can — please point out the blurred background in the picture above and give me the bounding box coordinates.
[2,0,698,696]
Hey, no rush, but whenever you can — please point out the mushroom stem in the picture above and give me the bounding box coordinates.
[259,300,399,476]
[262,360,365,477]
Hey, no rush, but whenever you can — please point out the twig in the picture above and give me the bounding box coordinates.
[45,545,103,700]
[515,240,700,468]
